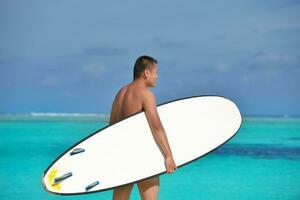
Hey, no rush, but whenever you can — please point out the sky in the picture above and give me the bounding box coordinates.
[0,0,299,116]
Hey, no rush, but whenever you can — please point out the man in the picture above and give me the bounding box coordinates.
[109,55,177,200]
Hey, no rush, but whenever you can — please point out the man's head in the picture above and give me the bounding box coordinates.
[133,55,158,87]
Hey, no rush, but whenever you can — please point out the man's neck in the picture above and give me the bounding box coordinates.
[132,78,148,88]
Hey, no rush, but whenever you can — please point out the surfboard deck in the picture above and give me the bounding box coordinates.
[42,95,242,195]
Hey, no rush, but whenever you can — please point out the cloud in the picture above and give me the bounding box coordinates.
[213,33,229,40]
[268,24,300,40]
[152,37,188,48]
[247,50,299,69]
[263,0,300,7]
[0,51,21,64]
[214,62,230,72]
[83,46,128,56]
[256,51,298,65]
[40,76,60,87]
[82,62,107,78]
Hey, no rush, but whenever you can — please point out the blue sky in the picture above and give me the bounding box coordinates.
[0,0,299,116]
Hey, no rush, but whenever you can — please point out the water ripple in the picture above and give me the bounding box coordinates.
[213,144,300,160]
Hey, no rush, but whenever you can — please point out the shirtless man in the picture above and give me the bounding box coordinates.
[109,55,177,200]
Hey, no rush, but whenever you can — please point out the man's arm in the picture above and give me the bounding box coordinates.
[109,99,118,125]
[142,91,173,158]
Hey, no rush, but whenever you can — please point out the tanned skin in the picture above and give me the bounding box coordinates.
[109,63,177,200]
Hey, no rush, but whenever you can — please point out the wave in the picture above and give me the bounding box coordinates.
[0,112,110,123]
[29,112,109,117]
[213,143,300,160]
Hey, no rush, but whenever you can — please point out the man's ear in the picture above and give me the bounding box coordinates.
[144,69,150,78]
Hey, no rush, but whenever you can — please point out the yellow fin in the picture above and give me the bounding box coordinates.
[48,168,61,191]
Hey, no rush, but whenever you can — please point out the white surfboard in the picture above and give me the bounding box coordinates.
[42,95,242,195]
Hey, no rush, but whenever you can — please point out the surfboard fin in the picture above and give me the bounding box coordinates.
[53,172,73,185]
[70,148,85,156]
[85,181,99,191]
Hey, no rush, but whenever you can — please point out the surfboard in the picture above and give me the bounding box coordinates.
[41,95,242,195]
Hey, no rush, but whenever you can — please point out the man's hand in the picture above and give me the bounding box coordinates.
[165,156,177,174]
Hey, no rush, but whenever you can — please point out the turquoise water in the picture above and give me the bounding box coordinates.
[0,115,299,200]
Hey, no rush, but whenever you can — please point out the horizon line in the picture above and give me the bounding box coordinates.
[0,112,299,118]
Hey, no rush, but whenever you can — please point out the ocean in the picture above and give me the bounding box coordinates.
[0,114,299,200]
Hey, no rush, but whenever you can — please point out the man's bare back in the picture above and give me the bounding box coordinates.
[109,83,144,123]
[109,56,176,200]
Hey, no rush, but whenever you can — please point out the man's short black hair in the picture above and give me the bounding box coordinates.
[133,55,157,80]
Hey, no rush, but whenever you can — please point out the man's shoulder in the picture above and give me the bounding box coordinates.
[116,85,128,98]
[144,89,154,97]
[140,89,156,104]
